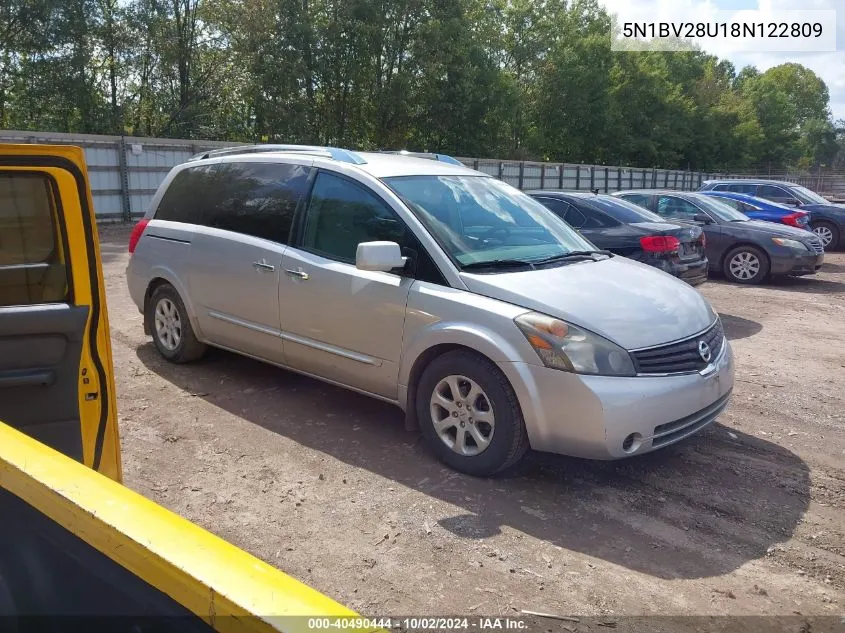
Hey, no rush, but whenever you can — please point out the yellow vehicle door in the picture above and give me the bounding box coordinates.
[0,143,374,632]
[0,144,120,480]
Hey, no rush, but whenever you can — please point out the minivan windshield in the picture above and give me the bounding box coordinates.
[384,175,596,268]
[789,185,828,205]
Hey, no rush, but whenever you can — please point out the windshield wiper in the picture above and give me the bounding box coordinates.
[461,259,536,271]
[532,250,614,265]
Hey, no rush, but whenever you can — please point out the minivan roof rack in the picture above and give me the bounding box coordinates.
[378,150,464,166]
[188,144,367,165]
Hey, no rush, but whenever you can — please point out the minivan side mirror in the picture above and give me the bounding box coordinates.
[356,241,408,272]
[784,198,801,207]
[693,213,712,224]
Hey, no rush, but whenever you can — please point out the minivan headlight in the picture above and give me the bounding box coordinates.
[514,312,636,377]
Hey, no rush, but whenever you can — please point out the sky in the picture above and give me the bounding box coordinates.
[597,0,845,122]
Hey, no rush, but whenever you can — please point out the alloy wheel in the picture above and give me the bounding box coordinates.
[813,225,834,248]
[154,297,182,351]
[728,251,761,281]
[429,375,495,456]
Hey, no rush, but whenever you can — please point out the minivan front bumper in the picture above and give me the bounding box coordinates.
[500,340,734,459]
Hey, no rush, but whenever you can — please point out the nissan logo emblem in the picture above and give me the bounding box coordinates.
[698,340,712,363]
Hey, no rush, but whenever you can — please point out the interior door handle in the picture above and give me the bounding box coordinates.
[0,369,55,388]
[284,269,309,280]
[253,261,275,272]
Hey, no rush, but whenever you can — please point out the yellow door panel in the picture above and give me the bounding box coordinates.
[0,144,120,481]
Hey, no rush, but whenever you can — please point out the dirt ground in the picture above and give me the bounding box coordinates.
[98,224,844,621]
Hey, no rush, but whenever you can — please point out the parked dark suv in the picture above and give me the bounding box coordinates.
[699,179,845,250]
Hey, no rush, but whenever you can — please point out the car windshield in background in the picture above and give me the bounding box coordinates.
[384,175,595,268]
[584,196,666,223]
[790,185,828,205]
[691,195,750,222]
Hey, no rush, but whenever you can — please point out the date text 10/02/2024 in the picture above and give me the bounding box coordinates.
[306,617,529,630]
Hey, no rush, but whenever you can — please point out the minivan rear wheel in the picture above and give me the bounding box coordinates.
[723,245,769,285]
[416,350,528,476]
[146,284,206,363]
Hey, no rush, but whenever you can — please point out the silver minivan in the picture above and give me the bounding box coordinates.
[126,146,735,475]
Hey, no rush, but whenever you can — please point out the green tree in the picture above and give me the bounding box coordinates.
[0,0,837,173]
[532,0,612,163]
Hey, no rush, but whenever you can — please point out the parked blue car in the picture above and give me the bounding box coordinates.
[698,191,811,231]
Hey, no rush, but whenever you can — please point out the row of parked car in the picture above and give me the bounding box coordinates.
[529,178,843,285]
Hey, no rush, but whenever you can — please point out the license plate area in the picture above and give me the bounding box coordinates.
[679,242,700,260]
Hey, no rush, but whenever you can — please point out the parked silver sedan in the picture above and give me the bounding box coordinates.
[126,146,734,475]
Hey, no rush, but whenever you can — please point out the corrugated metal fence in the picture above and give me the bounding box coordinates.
[6,129,841,220]
[457,158,710,195]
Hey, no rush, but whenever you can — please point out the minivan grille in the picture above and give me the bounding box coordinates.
[808,238,824,254]
[631,319,724,375]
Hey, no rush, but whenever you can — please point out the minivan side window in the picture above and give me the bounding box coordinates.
[0,173,69,306]
[302,172,407,263]
[204,162,310,244]
[154,165,215,224]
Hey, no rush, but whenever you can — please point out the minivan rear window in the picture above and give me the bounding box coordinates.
[154,162,311,245]
[154,165,216,224]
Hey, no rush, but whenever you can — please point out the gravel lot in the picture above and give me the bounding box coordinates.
[99,224,844,620]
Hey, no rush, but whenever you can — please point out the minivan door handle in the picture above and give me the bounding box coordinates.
[284,268,309,280]
[253,260,275,272]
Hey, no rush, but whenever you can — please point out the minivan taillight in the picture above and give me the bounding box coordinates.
[640,235,680,253]
[128,219,149,253]
[782,212,809,228]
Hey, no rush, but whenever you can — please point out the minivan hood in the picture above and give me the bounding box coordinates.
[460,257,714,350]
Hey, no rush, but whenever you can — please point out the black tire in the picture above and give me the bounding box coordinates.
[811,220,839,251]
[416,350,528,476]
[722,245,770,285]
[145,284,206,363]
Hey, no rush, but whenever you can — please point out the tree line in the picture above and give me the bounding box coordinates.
[2,0,844,171]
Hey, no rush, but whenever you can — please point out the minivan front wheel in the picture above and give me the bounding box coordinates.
[416,350,528,476]
[146,284,206,363]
